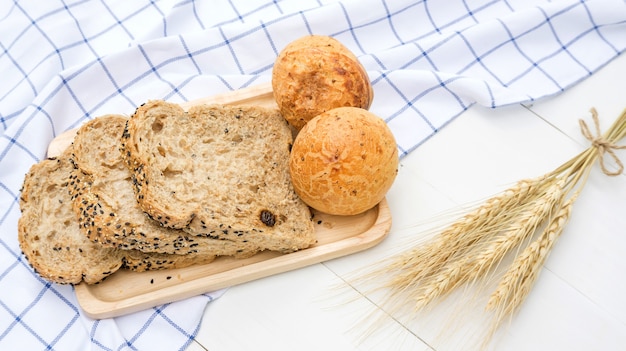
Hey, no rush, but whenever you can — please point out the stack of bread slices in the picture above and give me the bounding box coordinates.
[18,101,316,285]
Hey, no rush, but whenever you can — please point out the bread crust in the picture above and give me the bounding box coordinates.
[272,35,373,130]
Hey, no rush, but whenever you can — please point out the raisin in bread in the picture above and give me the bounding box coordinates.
[121,101,316,253]
[68,115,260,257]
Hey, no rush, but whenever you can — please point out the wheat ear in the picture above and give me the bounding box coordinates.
[464,177,567,283]
[485,194,577,330]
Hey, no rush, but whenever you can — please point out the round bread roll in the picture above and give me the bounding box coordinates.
[289,107,398,215]
[272,35,374,130]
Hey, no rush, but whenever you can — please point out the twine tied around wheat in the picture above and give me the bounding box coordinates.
[359,107,626,347]
[579,108,626,176]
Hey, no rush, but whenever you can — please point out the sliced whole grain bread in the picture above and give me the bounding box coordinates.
[68,115,260,258]
[121,101,316,253]
[18,149,124,284]
[18,146,216,285]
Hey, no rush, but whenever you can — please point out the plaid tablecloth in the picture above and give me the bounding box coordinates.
[1,0,625,350]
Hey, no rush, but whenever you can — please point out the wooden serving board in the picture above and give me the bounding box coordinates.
[47,82,392,319]
[75,203,390,319]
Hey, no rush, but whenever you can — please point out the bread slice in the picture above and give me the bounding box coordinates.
[18,149,124,284]
[68,115,260,258]
[121,101,316,253]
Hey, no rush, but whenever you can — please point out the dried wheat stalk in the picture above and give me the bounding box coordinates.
[363,107,626,345]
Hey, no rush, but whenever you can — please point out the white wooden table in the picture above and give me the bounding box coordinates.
[186,53,626,351]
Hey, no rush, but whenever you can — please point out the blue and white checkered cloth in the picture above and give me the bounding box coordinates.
[1,0,625,349]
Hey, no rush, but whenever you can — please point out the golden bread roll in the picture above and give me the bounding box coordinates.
[272,35,373,130]
[289,107,398,215]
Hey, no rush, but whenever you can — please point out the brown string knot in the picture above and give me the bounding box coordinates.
[579,108,626,176]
